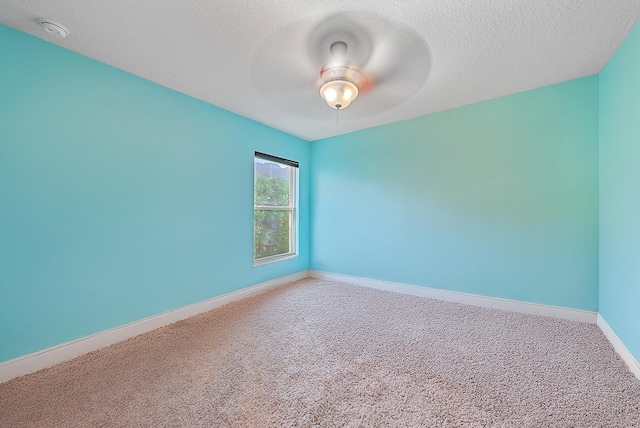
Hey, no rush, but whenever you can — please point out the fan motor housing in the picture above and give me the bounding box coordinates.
[320,67,366,91]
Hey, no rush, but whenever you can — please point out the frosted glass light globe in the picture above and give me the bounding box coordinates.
[320,79,359,110]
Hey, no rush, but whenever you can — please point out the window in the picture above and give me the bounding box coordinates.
[254,152,298,264]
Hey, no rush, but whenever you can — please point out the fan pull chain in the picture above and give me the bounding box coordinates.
[336,106,340,123]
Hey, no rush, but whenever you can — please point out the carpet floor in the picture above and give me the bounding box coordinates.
[1,278,639,427]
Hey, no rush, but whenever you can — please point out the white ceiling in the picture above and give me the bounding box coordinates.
[1,1,639,141]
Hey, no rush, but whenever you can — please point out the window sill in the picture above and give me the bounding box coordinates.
[253,253,299,267]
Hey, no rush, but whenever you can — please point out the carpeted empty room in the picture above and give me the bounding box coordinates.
[3,2,640,427]
[1,278,639,427]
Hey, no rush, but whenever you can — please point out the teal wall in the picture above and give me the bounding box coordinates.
[311,77,600,311]
[3,19,639,367]
[599,22,640,363]
[0,25,310,362]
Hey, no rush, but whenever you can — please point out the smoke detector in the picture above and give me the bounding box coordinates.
[38,19,70,39]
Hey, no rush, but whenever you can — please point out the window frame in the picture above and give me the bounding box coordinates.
[253,152,299,266]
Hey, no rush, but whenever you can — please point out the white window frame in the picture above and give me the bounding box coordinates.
[253,153,299,266]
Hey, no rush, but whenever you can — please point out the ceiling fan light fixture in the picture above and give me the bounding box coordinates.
[320,79,358,110]
[319,67,366,110]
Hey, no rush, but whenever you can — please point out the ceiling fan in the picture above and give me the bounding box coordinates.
[251,11,431,120]
[318,41,367,110]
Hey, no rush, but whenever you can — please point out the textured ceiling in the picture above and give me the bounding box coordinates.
[1,1,639,141]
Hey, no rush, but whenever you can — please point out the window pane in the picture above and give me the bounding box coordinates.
[254,159,290,207]
[254,209,290,258]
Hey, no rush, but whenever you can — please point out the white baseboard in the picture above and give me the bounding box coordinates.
[0,270,309,384]
[597,315,640,380]
[309,271,640,378]
[5,270,637,384]
[310,270,598,324]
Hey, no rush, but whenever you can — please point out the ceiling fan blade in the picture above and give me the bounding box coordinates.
[349,20,431,116]
[251,11,431,120]
[250,16,323,118]
[307,12,374,70]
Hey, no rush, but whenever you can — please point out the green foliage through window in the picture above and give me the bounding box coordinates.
[254,209,290,258]
[254,174,289,206]
[254,157,296,262]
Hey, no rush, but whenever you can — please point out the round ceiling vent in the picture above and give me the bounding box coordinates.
[38,19,70,39]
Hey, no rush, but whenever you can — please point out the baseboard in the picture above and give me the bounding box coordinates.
[597,315,640,380]
[310,270,598,324]
[314,271,640,380]
[5,270,636,384]
[308,271,640,377]
[0,270,309,384]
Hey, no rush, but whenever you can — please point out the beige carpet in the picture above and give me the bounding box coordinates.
[1,278,639,427]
